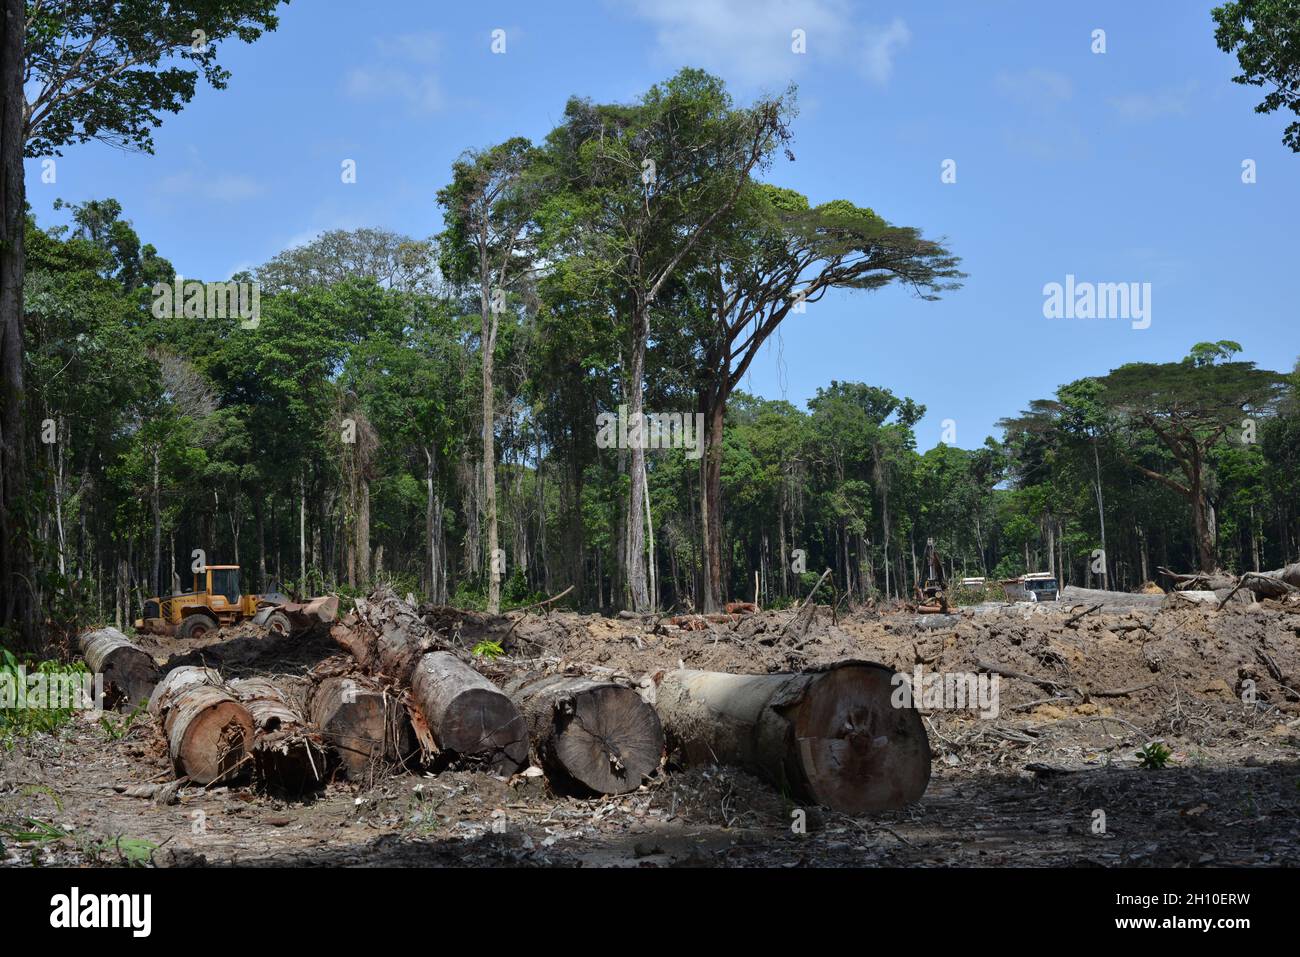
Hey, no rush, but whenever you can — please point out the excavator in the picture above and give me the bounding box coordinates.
[134,564,337,639]
[915,539,951,614]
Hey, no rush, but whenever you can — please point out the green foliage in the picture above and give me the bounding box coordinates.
[1213,0,1300,151]
[99,699,149,742]
[472,640,505,660]
[24,0,284,157]
[1137,741,1174,769]
[0,650,88,743]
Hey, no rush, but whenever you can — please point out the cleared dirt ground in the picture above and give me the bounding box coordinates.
[3,598,1299,867]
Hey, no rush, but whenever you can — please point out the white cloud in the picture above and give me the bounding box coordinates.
[1109,82,1196,121]
[158,170,263,202]
[994,68,1074,112]
[862,18,910,85]
[345,32,445,114]
[345,66,444,114]
[622,0,908,87]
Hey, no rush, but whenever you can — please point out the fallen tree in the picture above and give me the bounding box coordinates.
[332,587,529,774]
[229,677,327,793]
[651,661,930,814]
[77,628,159,711]
[505,673,663,794]
[410,652,529,773]
[148,666,254,785]
[307,673,414,780]
[1058,585,1165,613]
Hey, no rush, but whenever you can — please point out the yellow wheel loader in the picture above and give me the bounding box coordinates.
[134,564,337,639]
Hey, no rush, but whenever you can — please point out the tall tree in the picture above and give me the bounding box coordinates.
[2,0,282,648]
[437,138,540,614]
[540,69,792,612]
[689,184,962,609]
[1094,344,1284,572]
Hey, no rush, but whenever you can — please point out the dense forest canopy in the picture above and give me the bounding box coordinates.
[5,68,1300,652]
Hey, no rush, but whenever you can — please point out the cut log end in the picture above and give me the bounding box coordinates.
[166,689,254,785]
[657,661,931,814]
[308,675,412,780]
[551,684,663,794]
[788,664,930,814]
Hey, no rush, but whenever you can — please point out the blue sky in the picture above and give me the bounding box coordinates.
[25,0,1299,449]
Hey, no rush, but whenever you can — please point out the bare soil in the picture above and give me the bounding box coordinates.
[4,599,1299,867]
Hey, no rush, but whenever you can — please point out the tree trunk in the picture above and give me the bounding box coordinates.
[357,475,370,587]
[481,272,501,614]
[624,302,650,611]
[652,661,930,813]
[700,390,725,612]
[78,627,160,711]
[298,472,306,595]
[0,0,33,650]
[506,674,663,794]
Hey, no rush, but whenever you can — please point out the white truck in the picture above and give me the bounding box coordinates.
[1001,572,1059,602]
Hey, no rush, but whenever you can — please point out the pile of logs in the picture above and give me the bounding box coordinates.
[78,589,933,813]
[1159,562,1300,609]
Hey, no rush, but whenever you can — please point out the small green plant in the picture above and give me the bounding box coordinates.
[0,817,68,846]
[1137,741,1173,769]
[472,640,505,661]
[99,699,148,741]
[101,836,157,867]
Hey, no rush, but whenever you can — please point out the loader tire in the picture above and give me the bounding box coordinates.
[265,611,293,638]
[178,614,218,640]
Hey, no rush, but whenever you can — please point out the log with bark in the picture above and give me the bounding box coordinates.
[411,652,529,774]
[77,627,159,711]
[335,587,530,774]
[229,677,327,794]
[651,661,931,813]
[147,666,254,786]
[307,673,414,780]
[505,674,663,794]
[1058,585,1165,613]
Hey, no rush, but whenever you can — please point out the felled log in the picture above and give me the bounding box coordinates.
[307,674,413,779]
[1058,585,1165,612]
[1242,563,1300,598]
[147,665,222,716]
[279,595,339,630]
[229,677,326,793]
[78,628,159,711]
[148,667,253,785]
[652,661,930,814]
[506,674,663,794]
[411,652,529,774]
[338,587,529,774]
